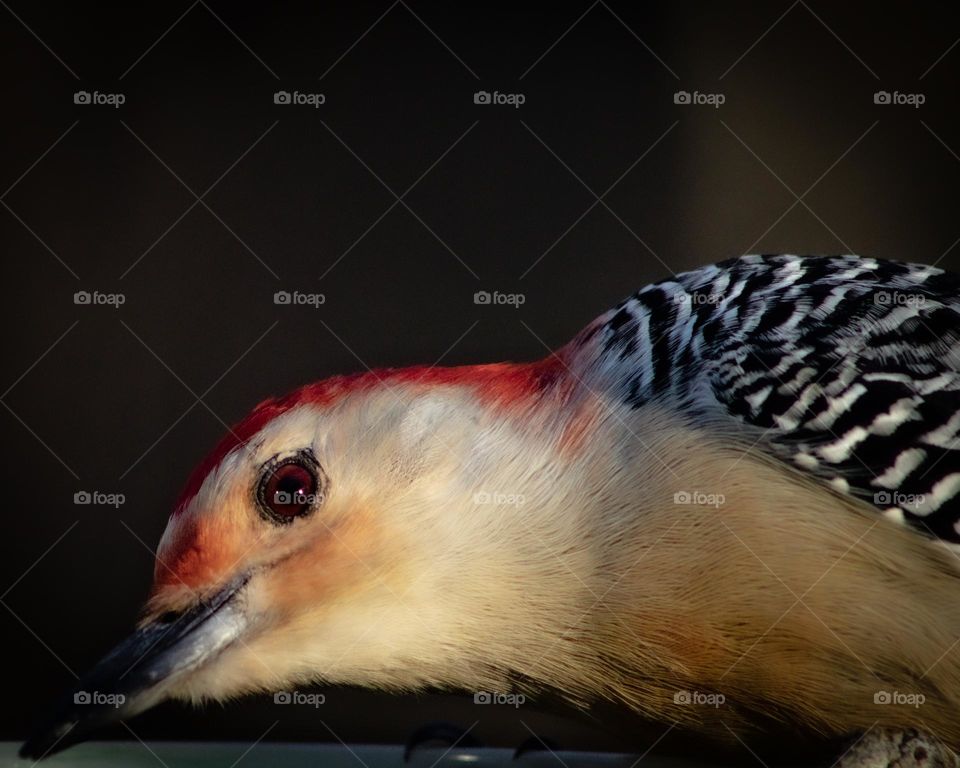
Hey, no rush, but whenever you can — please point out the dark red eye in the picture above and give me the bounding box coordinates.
[256,453,324,524]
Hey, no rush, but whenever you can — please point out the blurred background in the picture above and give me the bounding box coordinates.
[1,0,959,759]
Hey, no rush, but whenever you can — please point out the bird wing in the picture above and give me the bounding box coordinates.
[585,254,960,543]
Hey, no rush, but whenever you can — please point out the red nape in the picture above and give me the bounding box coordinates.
[170,356,566,517]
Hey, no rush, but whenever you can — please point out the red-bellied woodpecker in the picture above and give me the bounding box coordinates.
[21,254,960,761]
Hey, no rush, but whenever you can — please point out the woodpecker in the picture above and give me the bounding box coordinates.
[21,254,960,761]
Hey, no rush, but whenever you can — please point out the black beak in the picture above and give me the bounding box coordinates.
[20,574,251,761]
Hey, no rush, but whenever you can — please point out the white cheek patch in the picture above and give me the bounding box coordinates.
[157,445,248,565]
[394,394,464,479]
[194,448,247,516]
[252,405,327,461]
[400,395,457,445]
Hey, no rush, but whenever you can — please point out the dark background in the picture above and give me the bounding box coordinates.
[2,0,959,758]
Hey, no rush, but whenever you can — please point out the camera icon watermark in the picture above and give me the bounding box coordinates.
[274,490,324,506]
[74,690,125,708]
[74,90,126,108]
[74,290,125,308]
[473,90,525,108]
[874,491,925,509]
[473,490,525,507]
[274,690,325,707]
[473,290,525,308]
[873,290,926,308]
[274,290,325,307]
[673,490,725,508]
[873,690,925,708]
[674,291,722,306]
[274,90,326,107]
[673,90,725,108]
[673,690,725,708]
[473,691,525,708]
[873,90,924,108]
[74,490,126,508]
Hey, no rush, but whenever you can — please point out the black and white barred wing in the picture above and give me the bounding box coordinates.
[586,255,960,544]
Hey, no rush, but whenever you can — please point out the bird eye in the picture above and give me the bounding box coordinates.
[256,452,325,524]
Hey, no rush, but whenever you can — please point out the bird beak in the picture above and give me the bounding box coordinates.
[20,573,252,761]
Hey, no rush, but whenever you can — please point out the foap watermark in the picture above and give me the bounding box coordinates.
[74,290,125,308]
[874,690,925,708]
[674,490,725,508]
[674,90,725,108]
[273,490,325,506]
[473,90,525,108]
[674,291,722,306]
[474,491,525,507]
[874,491,925,509]
[74,691,125,708]
[874,90,925,108]
[74,90,125,108]
[673,690,725,708]
[274,691,325,707]
[474,290,525,308]
[74,490,125,508]
[474,691,525,708]
[274,90,326,108]
[873,291,926,308]
[274,290,325,308]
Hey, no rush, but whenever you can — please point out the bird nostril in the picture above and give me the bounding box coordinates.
[157,610,181,624]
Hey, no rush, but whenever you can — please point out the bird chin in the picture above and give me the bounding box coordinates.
[20,573,253,761]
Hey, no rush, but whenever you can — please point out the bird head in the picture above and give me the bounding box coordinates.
[22,360,573,759]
